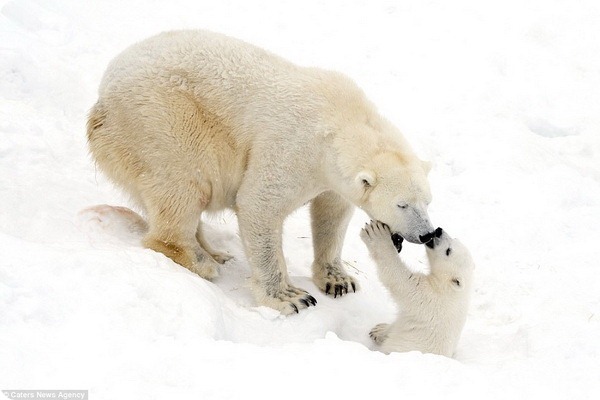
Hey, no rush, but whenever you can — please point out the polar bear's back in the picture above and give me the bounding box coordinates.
[98,30,377,135]
[103,31,287,87]
[99,30,323,129]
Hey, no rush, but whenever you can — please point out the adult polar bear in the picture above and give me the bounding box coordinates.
[87,30,435,314]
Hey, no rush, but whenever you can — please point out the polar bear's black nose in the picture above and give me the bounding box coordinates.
[419,231,435,244]
[434,227,443,238]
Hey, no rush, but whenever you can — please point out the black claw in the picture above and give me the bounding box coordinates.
[343,283,348,294]
[351,282,356,293]
[290,303,299,314]
[325,283,331,295]
[334,286,339,298]
[307,295,317,306]
[299,299,309,308]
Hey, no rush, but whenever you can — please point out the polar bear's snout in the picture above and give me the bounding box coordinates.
[400,209,435,244]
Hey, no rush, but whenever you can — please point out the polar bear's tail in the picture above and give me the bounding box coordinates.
[86,101,108,142]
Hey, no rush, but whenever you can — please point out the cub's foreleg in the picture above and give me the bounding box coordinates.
[360,221,426,299]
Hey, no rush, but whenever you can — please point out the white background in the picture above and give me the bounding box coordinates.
[1,0,599,399]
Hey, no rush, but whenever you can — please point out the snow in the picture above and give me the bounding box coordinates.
[1,0,599,399]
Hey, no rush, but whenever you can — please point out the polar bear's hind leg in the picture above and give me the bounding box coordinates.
[195,221,233,264]
[140,174,221,280]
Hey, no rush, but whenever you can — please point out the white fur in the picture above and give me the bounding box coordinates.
[87,30,434,314]
[361,221,474,357]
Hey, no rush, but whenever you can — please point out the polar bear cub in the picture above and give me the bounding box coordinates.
[360,221,474,357]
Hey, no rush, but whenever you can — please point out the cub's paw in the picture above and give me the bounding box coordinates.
[360,221,394,249]
[313,261,359,298]
[254,283,317,315]
[369,323,390,345]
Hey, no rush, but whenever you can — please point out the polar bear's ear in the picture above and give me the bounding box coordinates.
[356,170,376,188]
[421,160,432,175]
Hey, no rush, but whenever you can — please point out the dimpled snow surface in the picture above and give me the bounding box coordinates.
[1,1,599,399]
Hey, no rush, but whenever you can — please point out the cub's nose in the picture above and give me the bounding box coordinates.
[424,227,444,248]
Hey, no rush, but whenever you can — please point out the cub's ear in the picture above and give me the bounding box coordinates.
[421,160,432,175]
[451,278,463,290]
[356,170,376,188]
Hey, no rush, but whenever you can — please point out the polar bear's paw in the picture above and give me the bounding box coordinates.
[323,274,358,299]
[312,261,359,298]
[369,323,390,345]
[191,260,220,281]
[255,283,317,315]
[209,250,234,264]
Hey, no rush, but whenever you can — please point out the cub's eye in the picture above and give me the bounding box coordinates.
[452,278,461,287]
[446,248,452,256]
[397,204,408,209]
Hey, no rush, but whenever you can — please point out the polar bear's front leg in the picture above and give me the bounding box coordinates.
[310,191,358,297]
[237,199,317,315]
[241,217,317,314]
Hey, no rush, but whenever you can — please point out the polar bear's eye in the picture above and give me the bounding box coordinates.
[452,278,461,287]
[446,248,452,256]
[397,204,408,209]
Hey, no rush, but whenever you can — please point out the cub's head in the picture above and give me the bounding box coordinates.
[425,228,474,291]
[355,151,434,244]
